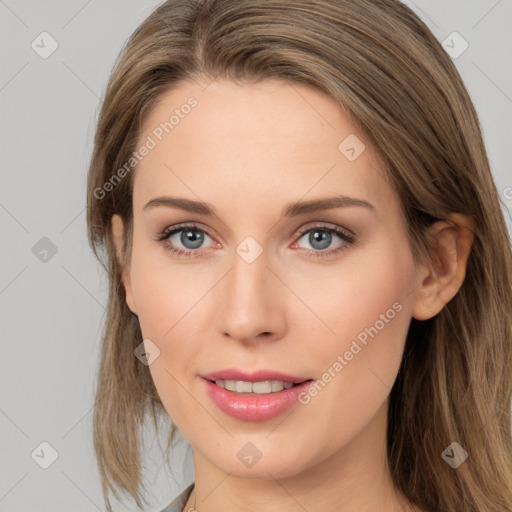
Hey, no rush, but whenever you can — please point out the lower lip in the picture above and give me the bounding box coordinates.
[202,378,314,421]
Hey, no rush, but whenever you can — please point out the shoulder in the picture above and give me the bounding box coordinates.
[159,483,195,512]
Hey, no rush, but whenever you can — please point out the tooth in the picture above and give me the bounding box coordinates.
[215,379,296,393]
[224,380,237,391]
[252,381,272,394]
[271,380,285,392]
[236,380,253,393]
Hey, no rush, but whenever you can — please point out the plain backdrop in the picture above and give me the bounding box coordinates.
[1,0,511,511]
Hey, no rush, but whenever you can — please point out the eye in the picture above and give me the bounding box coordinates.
[292,224,355,258]
[154,222,356,259]
[155,224,217,256]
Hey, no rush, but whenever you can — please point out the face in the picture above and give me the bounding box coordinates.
[113,77,429,481]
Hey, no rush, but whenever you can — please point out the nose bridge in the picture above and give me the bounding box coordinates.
[215,241,285,342]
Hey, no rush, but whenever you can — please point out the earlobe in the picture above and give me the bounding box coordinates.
[111,214,138,316]
[111,214,125,266]
[412,214,475,321]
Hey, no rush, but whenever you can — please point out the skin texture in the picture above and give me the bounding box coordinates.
[112,78,474,512]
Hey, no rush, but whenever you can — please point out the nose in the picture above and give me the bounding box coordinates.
[214,246,287,345]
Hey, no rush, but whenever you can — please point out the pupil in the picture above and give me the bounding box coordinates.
[181,229,204,249]
[310,230,331,250]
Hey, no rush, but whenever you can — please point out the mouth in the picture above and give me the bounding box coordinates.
[205,378,310,395]
[200,370,315,421]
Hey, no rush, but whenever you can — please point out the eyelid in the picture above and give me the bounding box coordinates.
[294,221,356,240]
[156,222,215,242]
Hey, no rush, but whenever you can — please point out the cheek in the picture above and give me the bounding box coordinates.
[295,239,415,431]
[128,241,215,428]
[290,234,415,356]
[129,236,213,340]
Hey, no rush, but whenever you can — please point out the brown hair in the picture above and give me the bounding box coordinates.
[86,1,512,511]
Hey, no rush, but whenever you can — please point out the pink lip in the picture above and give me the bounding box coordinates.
[201,368,309,383]
[200,368,314,422]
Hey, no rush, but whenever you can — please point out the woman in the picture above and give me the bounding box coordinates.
[86,1,512,511]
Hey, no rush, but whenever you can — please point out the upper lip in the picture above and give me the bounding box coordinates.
[201,369,312,384]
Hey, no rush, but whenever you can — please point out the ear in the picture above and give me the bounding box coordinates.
[412,213,475,321]
[111,214,138,315]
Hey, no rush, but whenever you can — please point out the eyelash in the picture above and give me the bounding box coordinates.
[154,223,356,259]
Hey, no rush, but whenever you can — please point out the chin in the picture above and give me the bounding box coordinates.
[202,441,315,480]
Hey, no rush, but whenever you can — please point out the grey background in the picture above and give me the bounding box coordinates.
[1,1,511,511]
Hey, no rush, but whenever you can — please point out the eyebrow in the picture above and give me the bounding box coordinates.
[143,195,375,217]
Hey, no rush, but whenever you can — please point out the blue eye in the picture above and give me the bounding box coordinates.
[156,224,215,256]
[294,225,355,258]
[155,223,355,258]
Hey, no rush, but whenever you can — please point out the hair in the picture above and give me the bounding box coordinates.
[86,1,512,511]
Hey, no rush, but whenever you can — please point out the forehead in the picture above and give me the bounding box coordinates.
[132,78,396,220]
